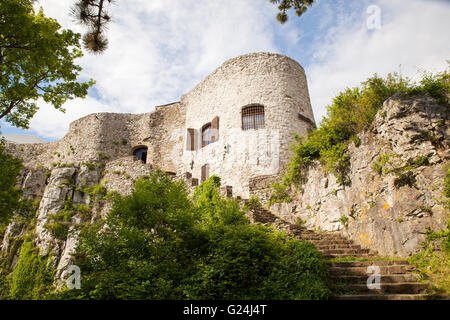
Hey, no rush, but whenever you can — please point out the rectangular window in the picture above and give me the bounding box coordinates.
[242,105,265,130]
[201,164,209,182]
[202,124,212,147]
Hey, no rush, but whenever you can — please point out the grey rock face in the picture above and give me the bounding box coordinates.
[267,95,449,257]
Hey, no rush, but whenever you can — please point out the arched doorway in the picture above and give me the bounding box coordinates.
[132,146,148,164]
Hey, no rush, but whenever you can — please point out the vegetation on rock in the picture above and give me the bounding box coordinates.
[8,239,55,300]
[271,69,449,203]
[51,171,330,300]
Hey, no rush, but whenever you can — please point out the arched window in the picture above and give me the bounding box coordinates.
[133,147,148,164]
[242,105,265,130]
[202,123,212,147]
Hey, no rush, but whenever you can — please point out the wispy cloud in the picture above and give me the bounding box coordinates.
[29,0,279,139]
[303,0,450,123]
[8,0,450,140]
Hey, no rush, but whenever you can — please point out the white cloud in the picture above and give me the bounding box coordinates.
[304,0,450,124]
[29,97,113,139]
[30,0,278,139]
[23,0,450,139]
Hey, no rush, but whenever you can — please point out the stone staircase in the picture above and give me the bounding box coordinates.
[246,202,430,300]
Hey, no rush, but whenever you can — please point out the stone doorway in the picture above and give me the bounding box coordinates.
[133,146,148,164]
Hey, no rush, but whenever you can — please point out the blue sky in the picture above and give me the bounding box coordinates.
[1,0,449,141]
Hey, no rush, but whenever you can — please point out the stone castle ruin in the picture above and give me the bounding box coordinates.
[3,52,448,267]
[4,52,316,198]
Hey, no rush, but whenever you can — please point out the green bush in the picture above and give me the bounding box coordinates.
[54,171,330,300]
[9,240,54,299]
[444,167,450,199]
[45,199,91,240]
[278,69,448,191]
[409,221,450,297]
[0,140,24,225]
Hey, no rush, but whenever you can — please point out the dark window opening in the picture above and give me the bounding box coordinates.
[202,123,212,148]
[201,164,210,183]
[133,147,148,164]
[242,105,265,130]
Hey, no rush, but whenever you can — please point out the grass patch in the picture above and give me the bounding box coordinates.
[408,221,450,298]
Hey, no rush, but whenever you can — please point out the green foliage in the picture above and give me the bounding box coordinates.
[9,240,55,299]
[278,69,447,192]
[82,162,96,170]
[372,153,399,175]
[122,139,128,145]
[71,0,113,53]
[83,184,107,200]
[339,215,349,228]
[55,171,330,300]
[408,70,450,106]
[444,166,450,199]
[372,154,429,188]
[269,0,315,23]
[296,217,306,226]
[268,182,291,205]
[244,196,262,210]
[0,140,24,225]
[0,0,94,128]
[45,198,91,240]
[409,221,450,297]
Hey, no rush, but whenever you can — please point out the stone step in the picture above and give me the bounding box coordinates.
[332,274,420,284]
[319,248,371,255]
[330,264,416,276]
[316,244,362,250]
[323,253,376,259]
[298,235,346,241]
[336,283,428,294]
[329,260,410,267]
[310,240,355,246]
[332,294,428,300]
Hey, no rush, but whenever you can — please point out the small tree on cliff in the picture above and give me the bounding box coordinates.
[0,0,94,129]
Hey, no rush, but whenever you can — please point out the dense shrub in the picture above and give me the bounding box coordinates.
[9,240,54,300]
[0,140,24,227]
[54,171,330,300]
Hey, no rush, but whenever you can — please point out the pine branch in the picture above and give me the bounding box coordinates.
[71,0,113,54]
[269,0,315,24]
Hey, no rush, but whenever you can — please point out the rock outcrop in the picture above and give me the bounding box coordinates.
[264,94,449,257]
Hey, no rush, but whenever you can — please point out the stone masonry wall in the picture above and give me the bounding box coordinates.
[4,102,185,173]
[181,53,315,198]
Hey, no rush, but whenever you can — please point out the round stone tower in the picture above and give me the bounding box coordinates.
[181,52,315,197]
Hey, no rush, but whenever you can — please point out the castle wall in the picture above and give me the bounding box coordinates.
[181,53,315,197]
[5,53,315,199]
[5,103,186,173]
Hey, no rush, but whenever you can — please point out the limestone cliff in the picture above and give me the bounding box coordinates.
[265,94,449,257]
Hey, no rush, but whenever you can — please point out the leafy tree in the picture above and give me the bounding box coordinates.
[71,0,113,53]
[54,171,330,300]
[270,0,315,23]
[0,0,94,129]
